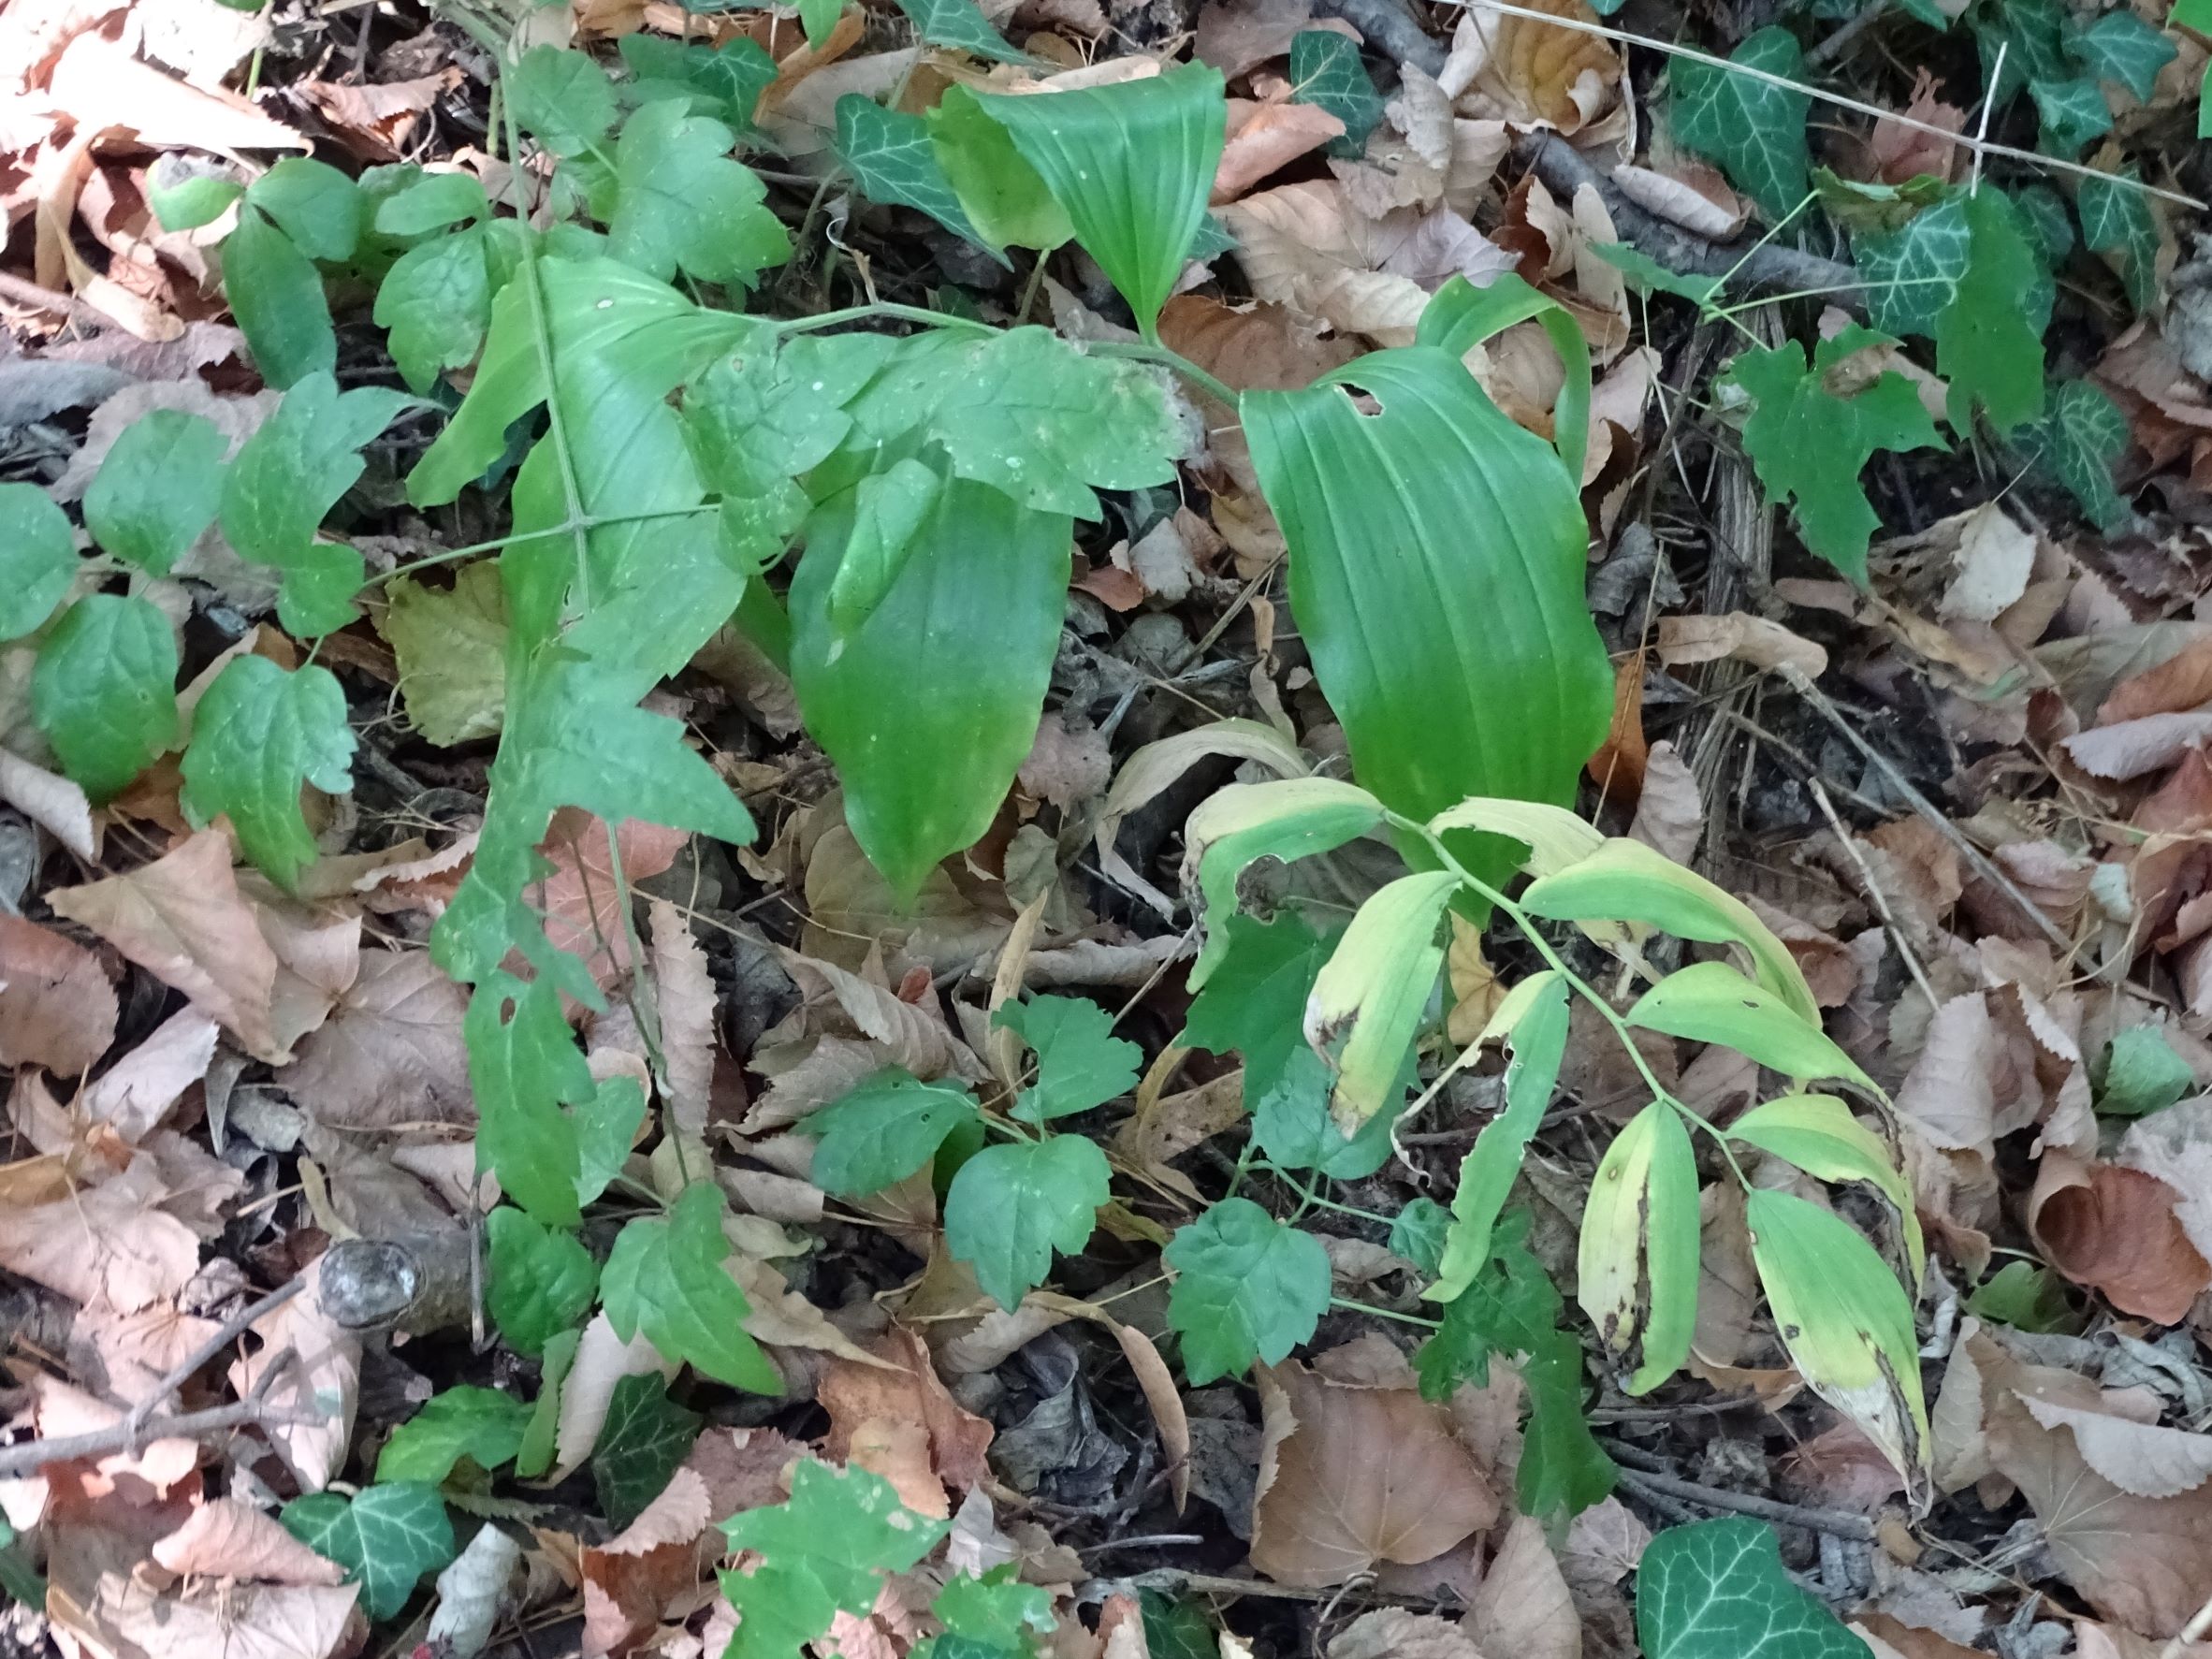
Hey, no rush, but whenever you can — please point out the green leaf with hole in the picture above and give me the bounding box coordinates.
[598,101,789,287]
[836,96,992,250]
[1289,30,1382,157]
[1181,784,1383,984]
[1243,347,1610,893]
[466,974,596,1227]
[507,44,619,157]
[1637,1517,1870,1659]
[603,1181,780,1391]
[593,1372,703,1529]
[81,410,227,576]
[487,1206,599,1356]
[1670,27,1811,220]
[2094,1026,2196,1117]
[2024,377,2130,530]
[1306,870,1455,1131]
[180,656,356,892]
[281,1483,455,1622]
[720,1463,951,1659]
[807,1070,982,1197]
[0,484,77,640]
[375,1386,532,1484]
[1165,1196,1332,1384]
[32,593,178,802]
[895,0,1028,61]
[1577,1099,1698,1394]
[1627,961,1876,1092]
[943,1135,1111,1309]
[998,995,1142,1124]
[222,206,334,389]
[2079,169,2161,313]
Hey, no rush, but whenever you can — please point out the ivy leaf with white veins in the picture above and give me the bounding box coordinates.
[31,593,179,803]
[836,96,994,252]
[1289,30,1384,158]
[2072,8,2177,98]
[943,1136,1112,1309]
[895,0,1029,62]
[180,656,357,893]
[599,101,790,288]
[806,1070,982,1198]
[281,1483,455,1622]
[1164,1197,1332,1384]
[1637,1517,1870,1659]
[2028,75,2112,153]
[0,484,78,640]
[1936,188,2045,437]
[997,995,1141,1124]
[1670,27,1811,220]
[81,410,227,576]
[593,1374,703,1530]
[1722,324,1944,584]
[1851,195,1971,340]
[2077,170,2162,313]
[601,1181,781,1392]
[2025,377,2129,530]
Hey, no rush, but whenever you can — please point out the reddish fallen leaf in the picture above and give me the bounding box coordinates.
[0,911,117,1076]
[2029,1154,2211,1324]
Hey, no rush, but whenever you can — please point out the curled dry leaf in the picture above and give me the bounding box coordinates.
[2118,1099,2212,1265]
[0,911,117,1076]
[153,1497,348,1586]
[818,1324,995,1514]
[1628,740,1703,865]
[1868,70,1967,185]
[51,1573,359,1659]
[1328,1610,1483,1659]
[2028,1154,2211,1324]
[1215,99,1346,202]
[2063,710,2212,781]
[0,748,95,859]
[776,948,985,1083]
[1656,613,1830,679]
[648,899,717,1136]
[80,1008,219,1144]
[1439,0,1622,130]
[556,1311,679,1475]
[426,1521,522,1659]
[1466,1513,1580,1659]
[1608,162,1744,240]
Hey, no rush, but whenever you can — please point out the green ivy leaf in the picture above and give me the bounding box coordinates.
[895,0,1028,62]
[220,207,334,390]
[2094,1026,2196,1117]
[2074,9,2178,97]
[1164,1197,1332,1384]
[719,1463,951,1659]
[1851,195,1972,339]
[2029,74,2113,153]
[1636,1517,1870,1659]
[806,1070,982,1198]
[2026,377,2129,529]
[619,36,779,128]
[997,995,1141,1124]
[1670,27,1810,220]
[31,593,178,802]
[508,44,620,158]
[2078,170,2162,313]
[1974,0,2070,99]
[1722,324,1944,583]
[486,1205,600,1355]
[81,410,226,576]
[2016,182,2075,263]
[281,1483,455,1622]
[248,157,364,261]
[375,1385,532,1484]
[594,1373,704,1529]
[1289,31,1383,158]
[378,564,508,745]
[374,225,495,393]
[180,656,356,892]
[924,1568,1056,1659]
[1936,188,2045,436]
[600,101,790,287]
[942,1135,1111,1309]
[836,96,993,250]
[603,1181,781,1391]
[0,484,77,640]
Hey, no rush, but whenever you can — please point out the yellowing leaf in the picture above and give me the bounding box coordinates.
[1626,961,1877,1096]
[1576,1100,1698,1393]
[1183,779,1384,986]
[1423,795,1604,877]
[1729,1094,1922,1276]
[1304,870,1455,1131]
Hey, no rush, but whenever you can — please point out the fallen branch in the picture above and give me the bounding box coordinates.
[121,1276,304,1443]
[1613,1465,1879,1541]
[0,1395,326,1482]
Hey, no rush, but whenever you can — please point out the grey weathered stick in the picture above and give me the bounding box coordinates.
[121,1276,304,1441]
[0,1396,327,1481]
[1614,1465,1878,1541]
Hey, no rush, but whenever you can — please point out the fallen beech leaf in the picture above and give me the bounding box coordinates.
[1440,0,1622,130]
[55,1572,359,1659]
[0,1154,198,1312]
[2099,633,2212,725]
[47,33,308,151]
[1329,1609,1482,1659]
[2019,1394,2212,1498]
[1628,739,1702,865]
[2063,710,2212,781]
[1250,1355,1498,1587]
[153,1498,348,1585]
[818,1325,994,1511]
[76,1299,224,1404]
[2118,1099,2212,1264]
[0,748,95,858]
[296,69,462,162]
[728,1254,895,1371]
[227,1257,360,1493]
[1465,1513,1579,1659]
[1936,502,2037,623]
[1219,180,1431,342]
[1656,612,1829,679]
[648,899,717,1136]
[1561,1494,1650,1586]
[2028,1154,2210,1324]
[0,911,116,1075]
[1893,993,2000,1163]
[1853,1614,1985,1659]
[1215,100,1346,202]
[1608,162,1743,239]
[79,1007,218,1142]
[283,948,472,1128]
[18,1370,200,1496]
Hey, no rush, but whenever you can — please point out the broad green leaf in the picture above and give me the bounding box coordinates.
[1745,1188,1928,1484]
[1431,972,1569,1302]
[1965,1260,2078,1333]
[942,1135,1111,1309]
[1423,795,1605,880]
[1184,782,1384,986]
[1637,1517,1870,1659]
[835,95,993,250]
[926,1569,1055,1658]
[998,995,1141,1124]
[826,456,941,641]
[1389,1197,1450,1277]
[514,1326,578,1477]
[682,336,880,495]
[789,473,1065,903]
[466,973,596,1226]
[895,0,1027,61]
[603,1181,781,1391]
[180,656,356,892]
[220,207,334,389]
[929,87,1074,254]
[576,1075,646,1211]
[81,410,227,576]
[594,1373,704,1529]
[2026,376,2129,529]
[373,171,488,238]
[600,101,790,287]
[281,1483,455,1622]
[1418,273,1591,486]
[1253,1045,1403,1178]
[379,564,507,744]
[1590,241,1724,304]
[1289,30,1383,157]
[1576,1100,1698,1393]
[31,593,178,802]
[375,225,495,392]
[2029,74,2113,153]
[1724,324,1945,583]
[2078,170,2162,313]
[1670,27,1811,219]
[150,169,242,231]
[2093,1026,2196,1117]
[1728,1093,1921,1275]
[1626,961,1878,1094]
[508,44,619,157]
[375,1385,532,1483]
[720,1463,950,1659]
[2074,9,2177,97]
[1517,836,1821,1023]
[1164,1196,1332,1384]
[1937,188,2045,436]
[1243,347,1610,893]
[806,1070,982,1196]
[963,65,1227,334]
[486,1205,600,1355]
[248,157,363,260]
[1305,870,1455,1131]
[1182,910,1333,1085]
[0,484,77,639]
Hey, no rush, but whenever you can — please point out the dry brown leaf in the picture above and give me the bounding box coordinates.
[776,949,985,1083]
[0,1154,199,1313]
[0,747,95,858]
[153,1498,348,1585]
[1628,739,1702,865]
[1608,162,1743,239]
[295,69,461,162]
[1467,1513,1579,1659]
[0,911,116,1076]
[1020,714,1113,809]
[1194,0,1346,78]
[1329,1609,1482,1659]
[536,812,690,986]
[1157,295,1361,394]
[2018,1394,2212,1498]
[282,947,472,1128]
[1439,0,1622,129]
[2028,1153,2210,1323]
[1656,612,1830,679]
[1852,1614,1985,1659]
[819,1324,994,1507]
[1218,181,1431,343]
[649,899,717,1136]
[728,1254,893,1372]
[80,1008,217,1143]
[2118,1099,2212,1265]
[1868,70,1968,184]
[47,32,307,150]
[1214,99,1346,201]
[1936,502,2038,623]
[53,1572,359,1659]
[16,1370,201,1497]
[556,1311,678,1475]
[1893,994,2000,1162]
[2100,632,2212,724]
[2063,710,2212,780]
[1250,1356,1499,1587]
[75,1299,222,1405]
[1560,1494,1650,1587]
[227,1256,359,1493]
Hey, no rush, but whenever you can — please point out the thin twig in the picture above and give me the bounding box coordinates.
[121,1276,304,1441]
[1807,778,1941,1011]
[0,1396,325,1481]
[1613,1466,1878,1541]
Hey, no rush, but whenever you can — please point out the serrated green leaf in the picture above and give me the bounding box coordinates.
[1164,1196,1332,1384]
[600,101,789,287]
[1637,1517,1870,1659]
[248,157,363,261]
[487,1205,600,1355]
[81,408,227,575]
[1289,31,1383,157]
[942,1135,1111,1309]
[31,593,178,802]
[1577,1100,1698,1393]
[281,1483,455,1622]
[0,484,77,640]
[2078,169,2162,313]
[2094,1026,2197,1117]
[1389,1196,1450,1277]
[149,169,242,231]
[682,337,872,495]
[998,995,1141,1123]
[514,1326,578,1478]
[1182,911,1332,1086]
[1627,961,1876,1091]
[180,656,356,892]
[836,95,993,250]
[594,1372,703,1530]
[374,171,488,239]
[222,207,335,389]
[1253,1045,1403,1177]
[466,973,595,1226]
[2025,377,2129,529]
[1670,27,1811,219]
[806,1070,982,1197]
[895,0,1028,61]
[720,1463,951,1659]
[1937,188,2045,436]
[375,1385,532,1483]
[1723,325,1944,583]
[603,1181,780,1390]
[2074,9,2177,97]
[508,44,619,157]
[378,563,507,745]
[927,1568,1055,1658]
[2029,74,2113,152]
[374,225,495,393]
[1306,870,1454,1131]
